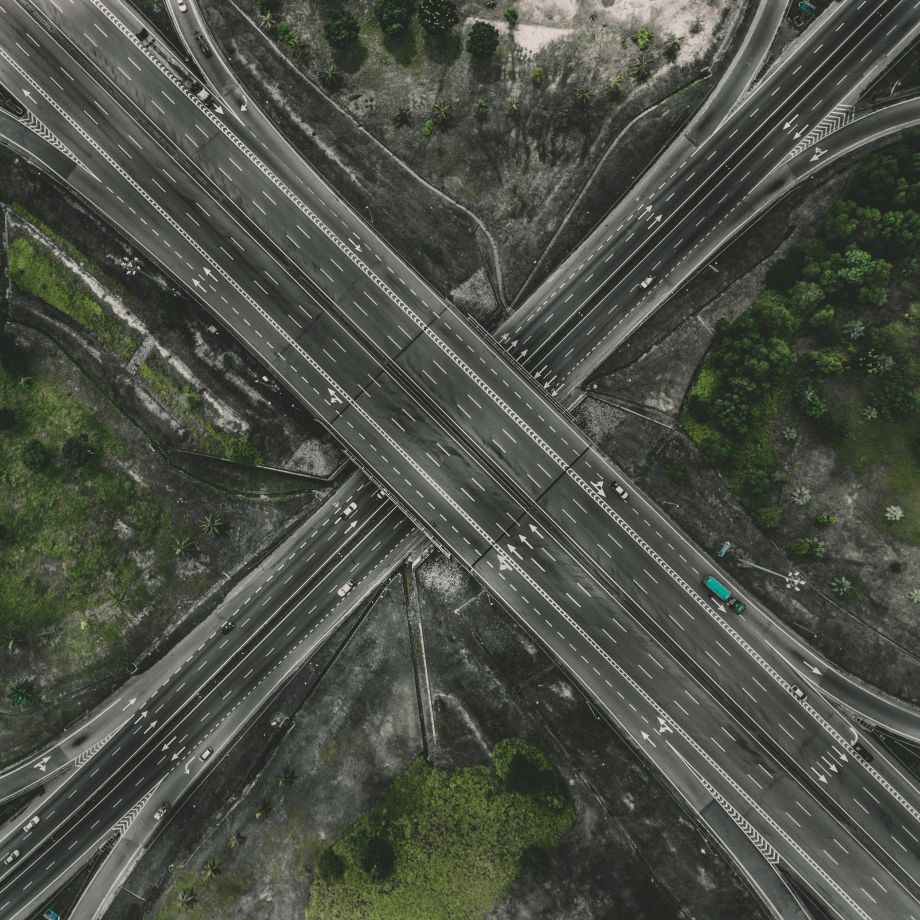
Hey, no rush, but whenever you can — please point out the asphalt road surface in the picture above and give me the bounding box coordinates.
[1,1,920,918]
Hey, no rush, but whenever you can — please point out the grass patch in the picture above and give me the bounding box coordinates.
[8,234,140,363]
[0,363,173,648]
[137,354,260,464]
[308,739,574,920]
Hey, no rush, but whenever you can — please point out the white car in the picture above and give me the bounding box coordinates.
[610,481,629,500]
[177,0,188,11]
[199,746,213,762]
[154,802,170,821]
[640,275,654,289]
[790,684,807,701]
[342,501,358,517]
[3,849,20,866]
[22,815,40,832]
[337,579,356,598]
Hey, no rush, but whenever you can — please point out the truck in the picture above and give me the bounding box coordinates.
[702,575,746,614]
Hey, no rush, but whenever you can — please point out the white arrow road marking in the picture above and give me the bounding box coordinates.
[328,387,342,404]
[33,756,51,772]
[640,731,657,748]
[529,524,543,538]
[802,660,822,676]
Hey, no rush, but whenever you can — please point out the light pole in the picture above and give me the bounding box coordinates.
[735,557,806,592]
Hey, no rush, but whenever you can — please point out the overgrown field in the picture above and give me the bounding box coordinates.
[307,738,574,919]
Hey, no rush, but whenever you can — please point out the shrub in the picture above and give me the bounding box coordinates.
[324,10,360,49]
[815,513,837,527]
[466,20,500,57]
[809,349,844,376]
[21,438,51,473]
[418,0,458,33]
[754,506,782,530]
[790,537,827,559]
[504,7,518,26]
[531,65,543,83]
[62,432,93,469]
[633,27,653,49]
[7,681,32,707]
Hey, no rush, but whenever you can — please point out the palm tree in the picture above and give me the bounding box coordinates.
[506,98,519,114]
[320,64,341,89]
[392,106,411,127]
[630,50,651,82]
[575,86,592,107]
[176,887,197,910]
[278,767,296,788]
[255,799,271,820]
[200,513,224,536]
[431,101,450,124]
[229,831,245,848]
[203,858,222,880]
[259,10,274,31]
[474,97,488,116]
[173,535,193,557]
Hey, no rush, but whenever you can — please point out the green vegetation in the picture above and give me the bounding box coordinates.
[374,0,414,41]
[8,235,140,363]
[324,10,361,50]
[466,20,500,59]
[137,355,260,464]
[417,0,458,35]
[633,27,653,50]
[308,739,573,919]
[0,362,174,649]
[504,7,518,27]
[683,135,920,542]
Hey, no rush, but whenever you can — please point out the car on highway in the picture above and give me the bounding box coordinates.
[135,27,154,47]
[43,909,61,920]
[22,814,40,832]
[702,575,745,614]
[852,741,873,763]
[3,849,20,866]
[342,501,358,517]
[193,29,213,57]
[153,802,170,820]
[790,684,807,701]
[200,746,214,762]
[176,0,187,11]
[640,275,654,289]
[610,481,629,500]
[337,579,356,598]
[221,620,235,635]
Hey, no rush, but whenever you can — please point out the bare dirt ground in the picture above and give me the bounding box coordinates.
[113,557,768,920]
[193,0,747,315]
[577,161,920,704]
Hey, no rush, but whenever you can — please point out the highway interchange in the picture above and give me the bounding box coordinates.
[0,1,920,918]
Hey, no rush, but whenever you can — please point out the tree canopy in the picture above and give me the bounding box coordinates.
[466,20,499,58]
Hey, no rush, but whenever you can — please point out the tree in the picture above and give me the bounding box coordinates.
[809,349,844,376]
[278,767,296,788]
[791,487,812,507]
[662,34,681,61]
[831,576,854,598]
[815,513,837,526]
[320,63,342,89]
[575,86,592,107]
[504,7,518,27]
[506,97,519,114]
[255,799,271,819]
[605,74,624,97]
[418,0,458,35]
[200,513,224,536]
[259,10,274,30]
[0,408,16,429]
[886,505,905,522]
[62,432,93,468]
[7,681,31,707]
[21,438,51,473]
[176,887,197,910]
[229,831,245,848]
[392,106,411,127]
[754,506,782,530]
[474,96,488,116]
[324,10,360,50]
[362,835,395,880]
[466,20,499,58]
[431,101,450,124]
[173,535,193,556]
[203,858,222,880]
[531,65,543,83]
[911,588,920,605]
[843,318,866,340]
[374,0,414,40]
[629,49,652,82]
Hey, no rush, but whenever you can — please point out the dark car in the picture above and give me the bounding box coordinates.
[852,741,874,763]
[194,29,213,57]
[221,620,235,635]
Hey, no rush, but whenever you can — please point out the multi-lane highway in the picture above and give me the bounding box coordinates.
[1,1,920,918]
